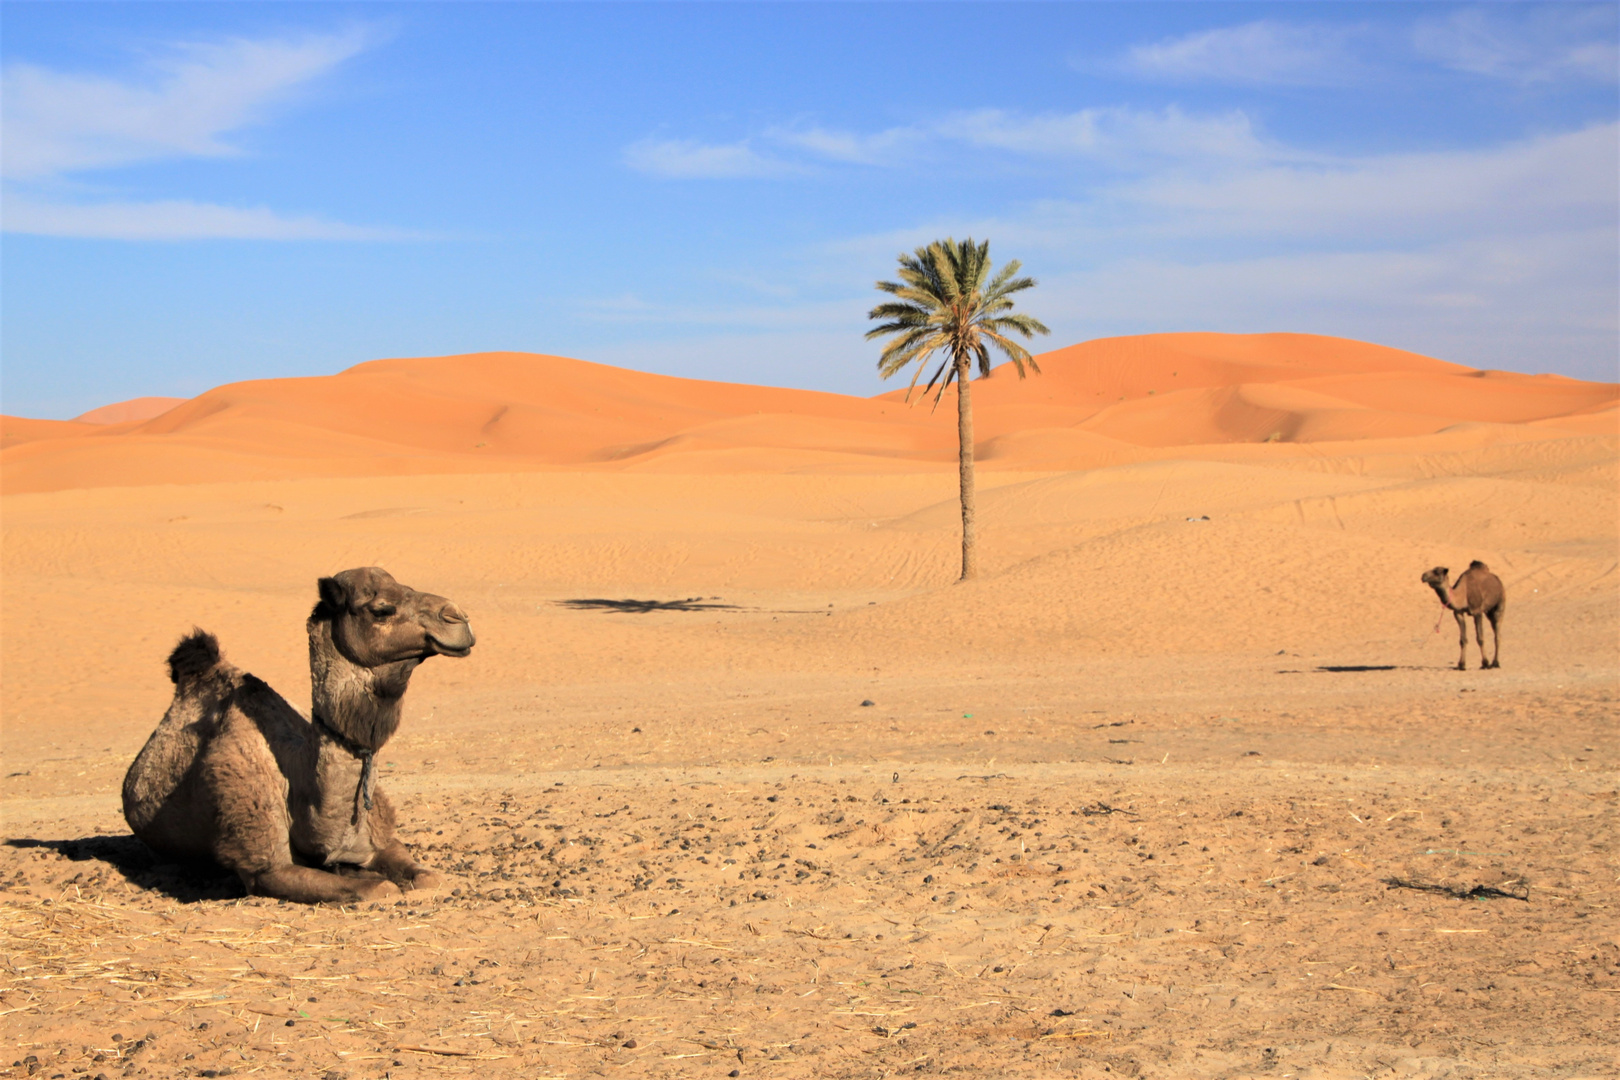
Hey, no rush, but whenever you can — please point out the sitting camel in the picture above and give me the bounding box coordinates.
[122,567,474,903]
[1421,561,1504,671]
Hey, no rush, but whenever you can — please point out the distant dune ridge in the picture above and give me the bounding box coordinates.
[72,396,188,425]
[2,333,1614,493]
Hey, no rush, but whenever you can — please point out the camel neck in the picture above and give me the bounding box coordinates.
[306,619,413,754]
[311,710,378,824]
[1427,582,1458,610]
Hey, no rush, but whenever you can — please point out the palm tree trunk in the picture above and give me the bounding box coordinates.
[955,354,977,582]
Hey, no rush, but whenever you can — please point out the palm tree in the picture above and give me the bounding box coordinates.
[866,237,1048,581]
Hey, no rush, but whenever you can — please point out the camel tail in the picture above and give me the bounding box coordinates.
[167,630,223,690]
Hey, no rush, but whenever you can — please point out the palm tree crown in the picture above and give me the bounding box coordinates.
[866,237,1049,404]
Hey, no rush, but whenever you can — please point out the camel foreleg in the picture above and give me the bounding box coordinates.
[1485,609,1502,669]
[365,839,439,891]
[1453,611,1469,670]
[243,863,400,904]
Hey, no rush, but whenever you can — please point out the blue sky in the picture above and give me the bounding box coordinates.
[2,2,1616,418]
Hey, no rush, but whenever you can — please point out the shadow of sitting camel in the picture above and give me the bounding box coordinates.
[5,835,243,903]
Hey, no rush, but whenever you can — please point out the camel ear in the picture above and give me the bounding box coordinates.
[318,575,351,612]
[321,567,388,612]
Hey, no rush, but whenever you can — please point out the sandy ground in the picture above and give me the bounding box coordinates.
[2,335,1617,1079]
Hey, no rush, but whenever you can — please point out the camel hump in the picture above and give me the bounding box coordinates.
[1468,560,1489,571]
[167,630,223,689]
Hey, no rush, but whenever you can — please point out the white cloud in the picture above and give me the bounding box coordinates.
[937,105,1277,164]
[1119,122,1618,240]
[0,28,397,241]
[622,138,796,179]
[626,123,925,177]
[1415,6,1619,84]
[1111,8,1619,89]
[1,29,372,180]
[1,196,416,241]
[1116,20,1368,86]
[818,123,1616,255]
[765,124,922,166]
[628,105,1285,181]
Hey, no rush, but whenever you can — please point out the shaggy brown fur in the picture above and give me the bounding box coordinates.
[1422,561,1505,671]
[122,568,474,904]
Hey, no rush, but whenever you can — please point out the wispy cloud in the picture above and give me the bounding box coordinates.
[2,29,371,180]
[1414,5,1619,84]
[1,28,398,241]
[1119,123,1618,241]
[627,105,1285,180]
[765,124,921,166]
[1,196,415,241]
[1107,9,1618,89]
[1113,20,1368,87]
[937,106,1276,163]
[622,137,797,179]
[623,124,926,179]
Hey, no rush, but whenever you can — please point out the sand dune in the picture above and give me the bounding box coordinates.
[3,332,1613,493]
[72,395,187,424]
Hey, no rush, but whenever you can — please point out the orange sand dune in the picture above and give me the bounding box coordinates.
[1,416,102,451]
[950,330,1468,410]
[73,395,187,424]
[3,332,1615,493]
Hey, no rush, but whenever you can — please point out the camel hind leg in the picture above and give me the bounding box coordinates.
[1485,607,1502,669]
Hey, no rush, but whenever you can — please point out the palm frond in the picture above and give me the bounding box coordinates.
[916,356,954,405]
[979,327,1039,377]
[925,242,961,306]
[984,312,1050,338]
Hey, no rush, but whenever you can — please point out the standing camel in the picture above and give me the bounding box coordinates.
[122,568,474,903]
[1421,562,1504,671]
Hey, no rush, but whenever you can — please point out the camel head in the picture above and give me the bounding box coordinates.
[315,567,475,668]
[1421,567,1453,604]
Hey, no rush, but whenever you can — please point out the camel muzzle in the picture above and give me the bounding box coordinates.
[428,636,474,658]
[424,604,474,658]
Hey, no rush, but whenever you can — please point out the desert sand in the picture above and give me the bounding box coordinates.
[1,332,1615,1079]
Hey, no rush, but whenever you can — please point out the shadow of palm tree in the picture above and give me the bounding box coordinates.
[557,597,743,614]
[5,836,243,903]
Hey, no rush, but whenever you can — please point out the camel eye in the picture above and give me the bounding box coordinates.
[369,604,397,618]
